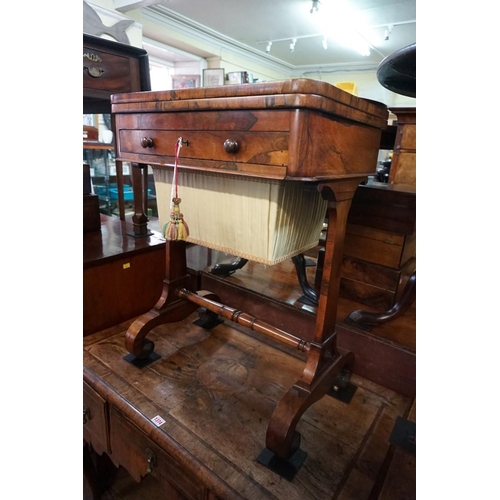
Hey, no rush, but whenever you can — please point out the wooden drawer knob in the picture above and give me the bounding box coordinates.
[140,137,154,148]
[223,139,239,154]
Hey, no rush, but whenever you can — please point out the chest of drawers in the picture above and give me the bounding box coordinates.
[83,33,150,114]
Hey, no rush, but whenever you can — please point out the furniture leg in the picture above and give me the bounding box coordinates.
[210,257,249,277]
[292,253,319,306]
[346,271,416,328]
[262,181,359,467]
[129,162,151,237]
[124,240,198,362]
[314,247,325,292]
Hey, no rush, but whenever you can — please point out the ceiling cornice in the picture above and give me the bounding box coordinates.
[143,5,379,76]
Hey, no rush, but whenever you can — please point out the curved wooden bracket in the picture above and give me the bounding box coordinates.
[266,351,355,459]
[125,240,195,360]
[125,300,199,359]
[347,271,416,327]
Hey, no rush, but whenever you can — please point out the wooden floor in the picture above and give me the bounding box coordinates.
[84,238,415,500]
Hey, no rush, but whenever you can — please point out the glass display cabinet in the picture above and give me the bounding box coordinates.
[83,141,157,218]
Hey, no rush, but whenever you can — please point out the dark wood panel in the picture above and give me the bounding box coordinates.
[347,182,416,235]
[83,215,165,267]
[83,248,165,336]
[83,33,150,114]
[83,195,101,233]
[83,215,166,336]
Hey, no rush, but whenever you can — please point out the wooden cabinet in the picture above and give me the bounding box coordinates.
[83,34,150,115]
[338,182,416,309]
[83,381,110,457]
[83,215,166,336]
[83,315,414,500]
[388,107,416,186]
[83,33,151,224]
[109,408,208,500]
[83,368,220,499]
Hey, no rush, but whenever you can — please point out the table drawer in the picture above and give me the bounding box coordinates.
[119,128,289,166]
[110,407,207,500]
[83,381,110,455]
[83,46,135,94]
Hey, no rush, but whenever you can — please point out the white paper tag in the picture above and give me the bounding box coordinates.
[151,415,166,427]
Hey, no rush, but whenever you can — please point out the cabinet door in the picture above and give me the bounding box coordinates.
[83,381,110,455]
[109,407,208,500]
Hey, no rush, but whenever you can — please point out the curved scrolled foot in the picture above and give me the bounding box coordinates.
[347,271,416,327]
[124,300,199,362]
[265,351,353,460]
[210,258,249,277]
[292,253,319,306]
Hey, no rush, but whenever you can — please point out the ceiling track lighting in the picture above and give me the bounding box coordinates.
[257,19,417,58]
[310,0,319,14]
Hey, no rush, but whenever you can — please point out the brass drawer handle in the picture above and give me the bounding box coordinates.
[83,404,91,424]
[140,137,155,148]
[223,139,239,154]
[145,448,157,474]
[83,66,105,78]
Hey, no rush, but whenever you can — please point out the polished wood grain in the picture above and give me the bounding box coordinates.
[83,215,166,336]
[196,251,416,397]
[115,107,382,181]
[83,33,150,115]
[112,78,387,122]
[111,80,388,460]
[387,108,416,187]
[84,313,414,500]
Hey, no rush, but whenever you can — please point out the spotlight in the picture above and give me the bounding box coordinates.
[322,37,328,50]
[266,41,272,53]
[384,24,393,41]
[290,38,296,52]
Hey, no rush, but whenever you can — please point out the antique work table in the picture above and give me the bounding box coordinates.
[110,79,388,475]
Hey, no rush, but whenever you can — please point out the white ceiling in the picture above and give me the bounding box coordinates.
[114,0,416,72]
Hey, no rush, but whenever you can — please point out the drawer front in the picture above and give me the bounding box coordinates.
[114,108,381,180]
[118,128,289,166]
[83,47,134,94]
[83,381,109,455]
[115,110,290,178]
[110,407,206,500]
